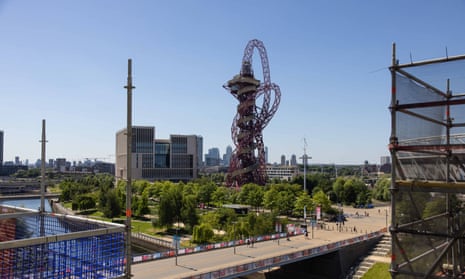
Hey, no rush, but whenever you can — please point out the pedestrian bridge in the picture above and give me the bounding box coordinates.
[132,228,386,279]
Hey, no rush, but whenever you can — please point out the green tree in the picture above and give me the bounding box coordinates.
[276,190,295,215]
[244,212,275,236]
[332,177,346,204]
[77,194,96,210]
[135,191,150,216]
[292,173,332,193]
[211,186,231,206]
[238,183,261,204]
[373,177,391,201]
[133,180,151,195]
[312,190,332,213]
[192,223,214,244]
[247,187,264,211]
[158,184,182,228]
[158,183,198,232]
[342,179,366,205]
[263,184,300,215]
[103,189,122,218]
[294,192,314,217]
[263,188,279,212]
[181,194,199,231]
[197,182,216,207]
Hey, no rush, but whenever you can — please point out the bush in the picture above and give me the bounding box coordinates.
[77,195,96,210]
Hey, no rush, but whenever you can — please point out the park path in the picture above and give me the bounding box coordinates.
[132,205,389,278]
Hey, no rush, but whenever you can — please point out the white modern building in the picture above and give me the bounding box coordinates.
[266,164,298,181]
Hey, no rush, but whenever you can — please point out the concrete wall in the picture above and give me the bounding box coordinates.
[265,235,382,279]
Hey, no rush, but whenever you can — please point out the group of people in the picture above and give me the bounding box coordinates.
[245,237,255,247]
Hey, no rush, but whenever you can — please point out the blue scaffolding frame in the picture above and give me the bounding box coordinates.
[0,205,125,278]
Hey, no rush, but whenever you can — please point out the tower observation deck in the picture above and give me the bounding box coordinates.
[224,39,281,187]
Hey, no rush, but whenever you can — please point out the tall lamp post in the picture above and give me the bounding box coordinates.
[233,222,237,255]
[124,59,135,278]
[300,139,311,193]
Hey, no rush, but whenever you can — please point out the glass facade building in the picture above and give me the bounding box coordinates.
[116,126,202,181]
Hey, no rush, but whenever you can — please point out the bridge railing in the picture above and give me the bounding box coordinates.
[131,222,386,264]
[180,229,386,279]
[132,232,174,249]
[132,228,308,264]
[133,221,369,264]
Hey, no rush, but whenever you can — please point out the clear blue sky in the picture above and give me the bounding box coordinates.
[1,0,465,165]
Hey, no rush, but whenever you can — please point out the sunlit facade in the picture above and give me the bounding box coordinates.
[116,126,202,181]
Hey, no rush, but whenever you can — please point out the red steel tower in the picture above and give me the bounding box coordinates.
[224,39,281,187]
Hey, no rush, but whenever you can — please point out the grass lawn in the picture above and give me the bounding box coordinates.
[362,262,390,279]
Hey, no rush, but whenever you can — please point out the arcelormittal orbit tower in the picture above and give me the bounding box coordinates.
[224,39,281,187]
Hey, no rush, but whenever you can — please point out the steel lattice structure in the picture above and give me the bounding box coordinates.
[0,205,125,278]
[224,39,281,187]
[389,43,465,278]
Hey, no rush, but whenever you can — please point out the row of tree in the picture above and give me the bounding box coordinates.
[57,173,389,244]
[58,174,150,218]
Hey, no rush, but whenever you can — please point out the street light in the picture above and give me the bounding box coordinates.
[300,138,311,193]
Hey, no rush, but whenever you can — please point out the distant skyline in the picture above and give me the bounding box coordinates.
[2,1,465,165]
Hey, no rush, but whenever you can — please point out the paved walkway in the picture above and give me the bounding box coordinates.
[132,205,390,278]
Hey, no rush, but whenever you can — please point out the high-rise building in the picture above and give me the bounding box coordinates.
[0,130,3,166]
[380,156,391,165]
[290,154,297,166]
[223,145,232,166]
[265,146,268,164]
[205,148,221,166]
[56,158,67,172]
[281,155,286,166]
[116,126,202,181]
[196,136,203,167]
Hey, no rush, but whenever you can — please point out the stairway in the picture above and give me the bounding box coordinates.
[350,234,391,279]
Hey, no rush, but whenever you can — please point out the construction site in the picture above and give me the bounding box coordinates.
[390,44,465,278]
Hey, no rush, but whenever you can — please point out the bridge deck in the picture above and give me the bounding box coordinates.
[132,205,389,278]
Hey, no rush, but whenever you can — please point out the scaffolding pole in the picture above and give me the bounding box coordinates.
[389,42,398,277]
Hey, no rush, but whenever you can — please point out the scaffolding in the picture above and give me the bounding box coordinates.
[0,205,125,278]
[390,44,465,278]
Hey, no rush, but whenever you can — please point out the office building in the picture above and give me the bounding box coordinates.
[266,164,298,181]
[265,146,268,164]
[116,126,202,181]
[223,145,232,167]
[56,158,67,172]
[380,156,391,165]
[205,147,221,166]
[290,154,297,166]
